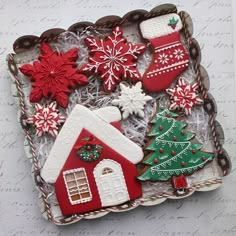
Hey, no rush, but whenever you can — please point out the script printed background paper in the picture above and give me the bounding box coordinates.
[0,0,235,235]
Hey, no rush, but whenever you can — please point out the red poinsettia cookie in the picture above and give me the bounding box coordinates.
[19,43,89,108]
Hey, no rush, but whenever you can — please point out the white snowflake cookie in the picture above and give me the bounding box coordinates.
[112,82,152,119]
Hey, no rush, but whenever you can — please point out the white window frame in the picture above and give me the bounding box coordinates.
[63,168,92,205]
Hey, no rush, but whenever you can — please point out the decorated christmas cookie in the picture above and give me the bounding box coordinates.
[140,13,189,92]
[19,42,89,108]
[112,82,152,119]
[27,101,66,138]
[138,108,214,191]
[166,77,203,115]
[81,26,146,93]
[41,105,143,215]
[7,3,230,225]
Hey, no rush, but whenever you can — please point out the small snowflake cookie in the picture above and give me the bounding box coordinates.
[27,101,66,137]
[81,26,146,93]
[166,77,203,115]
[112,82,152,119]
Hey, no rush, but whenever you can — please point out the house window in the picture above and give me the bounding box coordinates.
[63,168,92,205]
[102,167,113,175]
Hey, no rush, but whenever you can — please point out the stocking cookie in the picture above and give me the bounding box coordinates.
[140,13,189,92]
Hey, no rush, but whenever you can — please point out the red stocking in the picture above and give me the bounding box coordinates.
[140,13,189,92]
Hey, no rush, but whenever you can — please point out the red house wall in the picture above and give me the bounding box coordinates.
[54,128,142,216]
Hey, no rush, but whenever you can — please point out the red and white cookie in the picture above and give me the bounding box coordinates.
[81,26,146,93]
[140,13,189,92]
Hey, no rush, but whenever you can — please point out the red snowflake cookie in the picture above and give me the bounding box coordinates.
[19,42,89,108]
[27,101,66,138]
[166,77,203,115]
[81,26,146,92]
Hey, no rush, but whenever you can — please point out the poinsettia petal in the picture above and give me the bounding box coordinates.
[29,87,43,103]
[71,73,89,86]
[42,85,50,98]
[41,42,53,55]
[62,48,78,62]
[32,61,41,71]
[19,64,35,77]
[56,92,69,108]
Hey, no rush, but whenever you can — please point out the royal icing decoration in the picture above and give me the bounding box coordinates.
[75,136,103,162]
[41,105,143,215]
[81,26,146,93]
[138,108,213,189]
[168,17,179,29]
[27,101,66,138]
[19,42,89,108]
[166,77,203,115]
[112,82,152,119]
[172,174,188,190]
[140,13,189,92]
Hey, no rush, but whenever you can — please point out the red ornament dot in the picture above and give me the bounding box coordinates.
[181,131,185,135]
[202,156,206,161]
[181,162,186,167]
[192,149,196,154]
[154,159,159,163]
[86,145,92,151]
[89,154,94,158]
[159,126,163,131]
[171,150,176,156]
[173,136,177,141]
[166,113,171,118]
[159,148,164,153]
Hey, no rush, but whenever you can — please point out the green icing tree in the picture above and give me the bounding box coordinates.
[138,108,214,183]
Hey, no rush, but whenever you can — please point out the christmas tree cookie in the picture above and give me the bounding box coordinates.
[138,108,214,191]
